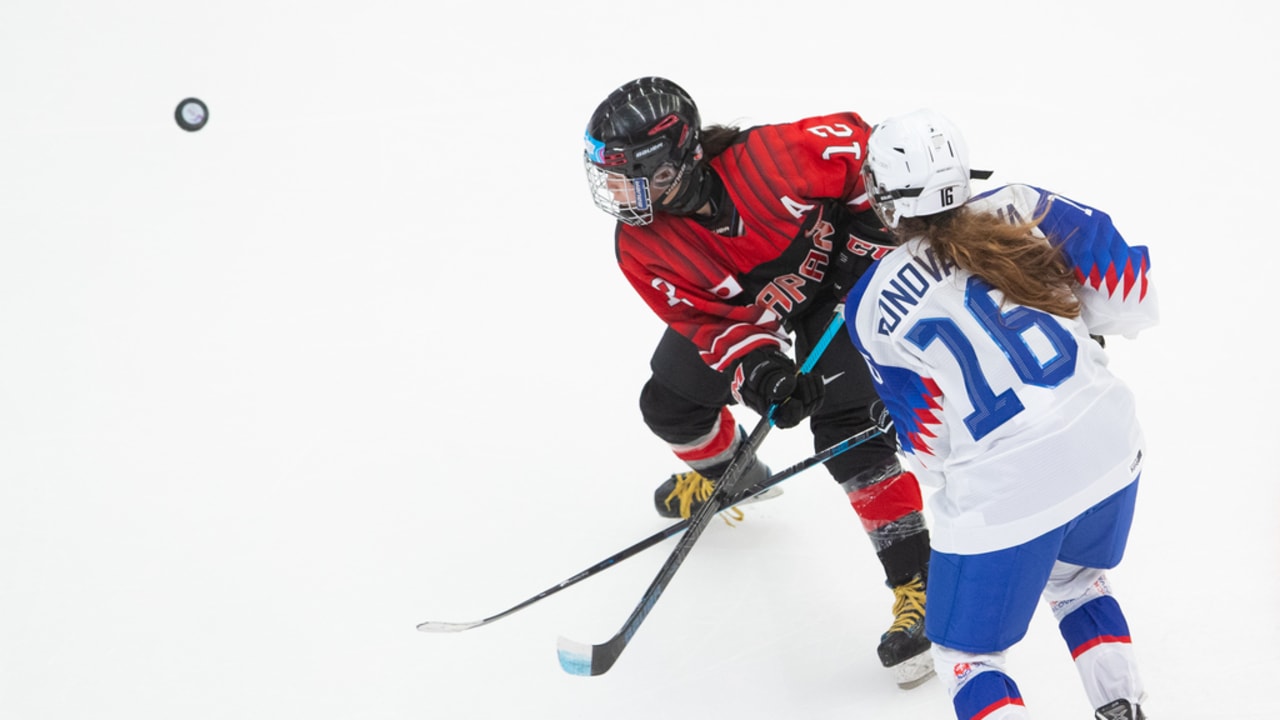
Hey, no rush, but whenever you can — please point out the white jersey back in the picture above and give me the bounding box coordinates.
[846,184,1158,554]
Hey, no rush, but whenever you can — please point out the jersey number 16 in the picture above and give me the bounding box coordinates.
[906,276,1079,440]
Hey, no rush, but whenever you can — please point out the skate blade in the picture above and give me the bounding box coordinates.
[890,651,936,690]
[716,487,784,526]
[729,486,783,508]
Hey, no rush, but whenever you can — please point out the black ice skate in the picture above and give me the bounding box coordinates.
[1095,699,1146,720]
[877,573,934,689]
[653,457,776,519]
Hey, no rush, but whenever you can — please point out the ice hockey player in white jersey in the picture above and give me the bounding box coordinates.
[845,109,1158,720]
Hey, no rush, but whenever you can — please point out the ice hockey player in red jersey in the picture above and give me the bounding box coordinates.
[582,76,933,689]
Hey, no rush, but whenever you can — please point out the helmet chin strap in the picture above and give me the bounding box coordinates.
[658,164,720,217]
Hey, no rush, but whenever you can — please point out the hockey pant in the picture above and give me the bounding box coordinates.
[929,482,1146,719]
[639,319,928,586]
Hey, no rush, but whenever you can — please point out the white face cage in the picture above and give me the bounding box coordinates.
[584,156,655,226]
[584,152,692,226]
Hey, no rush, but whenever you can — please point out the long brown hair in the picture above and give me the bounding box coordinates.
[897,208,1082,318]
[699,124,743,160]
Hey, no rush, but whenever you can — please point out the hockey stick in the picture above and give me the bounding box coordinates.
[416,424,883,633]
[556,305,847,676]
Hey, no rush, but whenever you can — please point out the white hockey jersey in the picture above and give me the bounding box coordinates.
[846,184,1159,555]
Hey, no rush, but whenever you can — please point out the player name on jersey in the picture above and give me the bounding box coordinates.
[874,247,958,336]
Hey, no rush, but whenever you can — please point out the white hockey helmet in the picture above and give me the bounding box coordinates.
[862,109,971,229]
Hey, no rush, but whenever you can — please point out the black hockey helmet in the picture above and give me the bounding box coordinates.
[585,77,701,179]
[583,77,704,225]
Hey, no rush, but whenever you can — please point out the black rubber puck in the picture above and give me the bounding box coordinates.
[175,97,209,132]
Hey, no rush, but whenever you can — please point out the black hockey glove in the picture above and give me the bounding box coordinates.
[730,347,824,429]
[832,210,898,296]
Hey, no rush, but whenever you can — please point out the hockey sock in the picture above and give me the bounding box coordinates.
[1059,596,1146,710]
[934,645,1029,720]
[842,465,928,585]
[671,407,739,473]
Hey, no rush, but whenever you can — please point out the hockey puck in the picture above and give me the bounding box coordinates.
[175,97,209,132]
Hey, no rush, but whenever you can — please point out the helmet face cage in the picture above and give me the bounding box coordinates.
[861,160,921,230]
[584,155,655,226]
[583,146,693,226]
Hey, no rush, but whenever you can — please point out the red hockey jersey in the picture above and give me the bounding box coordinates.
[615,111,889,372]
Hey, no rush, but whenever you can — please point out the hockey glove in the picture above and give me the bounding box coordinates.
[730,347,824,429]
[832,210,897,296]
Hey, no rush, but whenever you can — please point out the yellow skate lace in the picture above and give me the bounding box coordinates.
[887,576,927,633]
[664,471,746,525]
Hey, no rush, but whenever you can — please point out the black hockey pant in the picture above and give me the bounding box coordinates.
[637,303,930,586]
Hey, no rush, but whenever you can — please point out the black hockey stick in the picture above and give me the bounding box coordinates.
[556,306,848,676]
[414,424,882,634]
[556,415,771,676]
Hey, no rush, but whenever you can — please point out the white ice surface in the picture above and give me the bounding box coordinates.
[2,2,1276,718]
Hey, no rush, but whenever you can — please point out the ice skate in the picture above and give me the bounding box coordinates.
[1094,699,1146,720]
[653,457,777,520]
[876,573,934,689]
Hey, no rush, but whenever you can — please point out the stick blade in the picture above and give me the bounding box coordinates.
[556,634,624,676]
[416,619,486,633]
